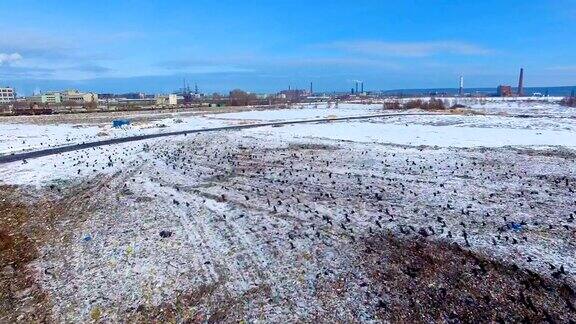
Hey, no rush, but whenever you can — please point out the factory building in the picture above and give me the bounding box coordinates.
[155,94,178,106]
[61,90,98,103]
[0,87,15,104]
[497,85,513,97]
[279,89,307,100]
[28,90,98,104]
[495,68,526,97]
[28,92,62,104]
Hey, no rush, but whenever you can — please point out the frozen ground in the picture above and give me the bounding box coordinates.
[1,101,575,155]
[0,104,382,155]
[0,117,221,155]
[247,115,576,148]
[0,102,575,322]
[208,103,382,121]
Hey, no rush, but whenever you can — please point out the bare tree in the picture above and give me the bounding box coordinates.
[229,89,256,106]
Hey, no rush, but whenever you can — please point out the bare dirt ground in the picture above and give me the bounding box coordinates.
[1,130,575,322]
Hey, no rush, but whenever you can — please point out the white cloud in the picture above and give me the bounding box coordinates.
[0,53,23,65]
[323,40,492,57]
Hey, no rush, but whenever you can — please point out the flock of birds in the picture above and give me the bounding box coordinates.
[134,134,576,284]
[18,128,575,320]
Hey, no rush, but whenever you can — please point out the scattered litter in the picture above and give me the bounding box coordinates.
[90,307,102,321]
[112,119,131,128]
[510,222,523,232]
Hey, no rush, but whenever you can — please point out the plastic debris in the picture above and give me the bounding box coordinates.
[112,119,131,128]
[510,223,523,232]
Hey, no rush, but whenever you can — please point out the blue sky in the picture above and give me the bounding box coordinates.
[1,0,575,94]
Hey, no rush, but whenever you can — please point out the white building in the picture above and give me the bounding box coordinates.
[0,87,15,104]
[28,90,98,104]
[155,94,178,106]
[61,90,98,103]
[28,92,62,104]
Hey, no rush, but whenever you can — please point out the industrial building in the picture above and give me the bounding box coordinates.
[29,92,62,104]
[61,90,98,103]
[497,85,513,97]
[496,68,525,97]
[155,94,178,106]
[0,87,15,104]
[279,89,308,100]
[28,90,98,104]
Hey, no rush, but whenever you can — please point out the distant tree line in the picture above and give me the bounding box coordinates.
[228,89,258,106]
[384,99,448,110]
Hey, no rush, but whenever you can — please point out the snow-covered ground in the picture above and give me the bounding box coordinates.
[246,112,576,148]
[208,103,382,121]
[0,115,221,155]
[2,102,576,182]
[2,101,575,156]
[0,104,382,155]
[2,128,575,321]
[1,101,575,322]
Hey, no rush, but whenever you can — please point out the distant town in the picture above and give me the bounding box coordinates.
[1,68,575,115]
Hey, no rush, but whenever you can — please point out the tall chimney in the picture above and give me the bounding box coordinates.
[310,82,313,95]
[355,82,359,94]
[361,82,364,93]
[518,68,524,96]
[459,76,464,96]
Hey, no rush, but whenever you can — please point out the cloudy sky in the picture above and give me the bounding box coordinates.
[1,0,575,94]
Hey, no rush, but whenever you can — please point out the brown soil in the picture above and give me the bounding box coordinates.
[0,186,51,322]
[124,283,272,323]
[356,234,576,323]
[0,181,113,323]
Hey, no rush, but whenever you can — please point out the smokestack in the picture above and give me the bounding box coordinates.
[361,82,364,93]
[459,76,464,96]
[518,68,524,96]
[355,82,359,94]
[310,82,313,95]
